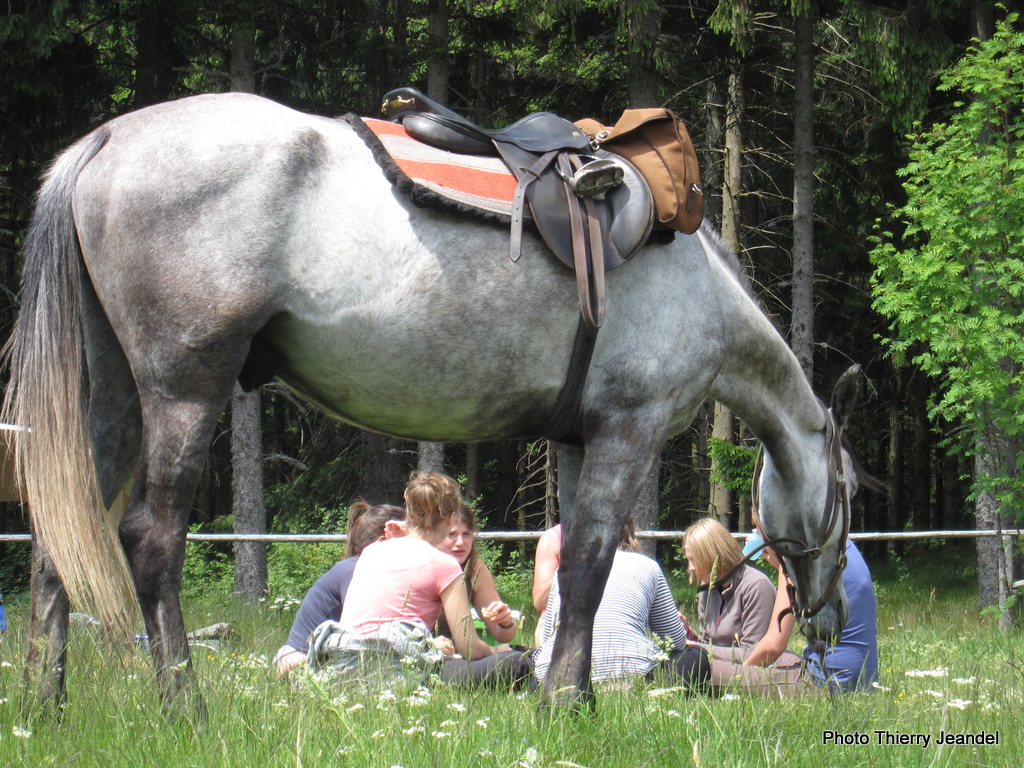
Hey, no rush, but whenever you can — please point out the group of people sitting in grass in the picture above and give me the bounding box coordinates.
[274,470,878,697]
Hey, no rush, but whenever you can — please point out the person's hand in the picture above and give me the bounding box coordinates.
[481,601,513,628]
[678,609,698,641]
[763,546,782,570]
[433,636,456,658]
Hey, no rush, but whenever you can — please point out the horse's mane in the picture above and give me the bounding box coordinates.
[698,221,783,334]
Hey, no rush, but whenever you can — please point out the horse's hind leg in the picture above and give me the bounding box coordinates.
[118,395,230,718]
[25,527,70,711]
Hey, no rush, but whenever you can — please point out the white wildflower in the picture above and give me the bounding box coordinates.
[923,690,944,698]
[666,709,681,718]
[447,702,467,712]
[1,661,14,668]
[348,702,365,711]
[952,677,976,685]
[402,725,425,736]
[518,747,540,768]
[405,687,431,706]
[905,668,947,678]
[648,686,686,697]
[947,699,972,710]
[476,718,490,728]
[720,693,741,700]
[432,731,451,739]
[371,730,386,739]
[12,727,32,739]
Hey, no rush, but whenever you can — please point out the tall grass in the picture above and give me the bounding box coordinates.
[1,543,1020,767]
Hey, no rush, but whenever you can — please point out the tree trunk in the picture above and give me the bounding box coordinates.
[970,2,1012,627]
[694,402,713,519]
[790,7,815,382]
[362,432,411,505]
[721,68,744,250]
[708,402,733,526]
[886,394,905,556]
[230,1,256,93]
[625,2,660,107]
[465,443,482,501]
[974,436,1018,629]
[229,5,266,601]
[707,64,744,528]
[912,370,932,528]
[939,420,966,530]
[493,440,520,528]
[630,466,659,558]
[231,383,267,600]
[427,0,449,103]
[132,0,183,109]
[418,441,445,473]
[544,441,558,529]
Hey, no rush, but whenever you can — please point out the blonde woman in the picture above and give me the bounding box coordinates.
[681,517,775,662]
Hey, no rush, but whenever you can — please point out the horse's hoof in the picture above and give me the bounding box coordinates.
[536,684,596,717]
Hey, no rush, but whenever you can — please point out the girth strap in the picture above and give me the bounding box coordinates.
[543,312,599,444]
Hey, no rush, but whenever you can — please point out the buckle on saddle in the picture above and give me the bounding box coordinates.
[557,157,624,197]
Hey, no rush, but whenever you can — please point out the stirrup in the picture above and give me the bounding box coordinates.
[557,158,624,197]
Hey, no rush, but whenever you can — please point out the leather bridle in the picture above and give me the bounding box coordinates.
[750,409,850,621]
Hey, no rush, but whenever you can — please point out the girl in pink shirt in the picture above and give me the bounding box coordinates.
[340,471,505,662]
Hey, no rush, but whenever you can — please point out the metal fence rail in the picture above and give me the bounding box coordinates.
[2,529,1022,544]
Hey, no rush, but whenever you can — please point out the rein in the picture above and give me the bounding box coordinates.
[750,409,851,621]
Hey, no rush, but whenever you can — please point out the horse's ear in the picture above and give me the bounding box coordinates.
[829,364,861,430]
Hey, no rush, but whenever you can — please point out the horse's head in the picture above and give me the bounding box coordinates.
[753,364,867,645]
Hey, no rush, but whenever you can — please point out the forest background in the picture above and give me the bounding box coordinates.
[0,1,1021,620]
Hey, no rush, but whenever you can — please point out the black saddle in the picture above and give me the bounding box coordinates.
[381,88,655,330]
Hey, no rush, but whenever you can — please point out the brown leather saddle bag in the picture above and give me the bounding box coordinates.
[575,109,704,234]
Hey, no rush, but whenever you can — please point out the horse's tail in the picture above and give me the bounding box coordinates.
[2,127,136,636]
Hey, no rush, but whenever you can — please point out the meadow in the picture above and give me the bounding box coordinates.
[0,540,1020,768]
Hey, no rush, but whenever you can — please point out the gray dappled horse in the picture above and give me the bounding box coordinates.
[3,93,868,712]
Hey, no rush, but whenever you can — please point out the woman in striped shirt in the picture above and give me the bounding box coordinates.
[534,519,708,688]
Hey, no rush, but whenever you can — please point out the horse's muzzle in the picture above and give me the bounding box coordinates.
[800,594,848,645]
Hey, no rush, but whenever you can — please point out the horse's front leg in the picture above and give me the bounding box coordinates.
[25,528,70,711]
[118,399,223,720]
[541,406,672,711]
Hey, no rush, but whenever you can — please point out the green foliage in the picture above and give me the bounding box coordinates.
[180,524,235,600]
[869,11,1024,518]
[266,541,344,600]
[707,437,757,494]
[842,0,958,135]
